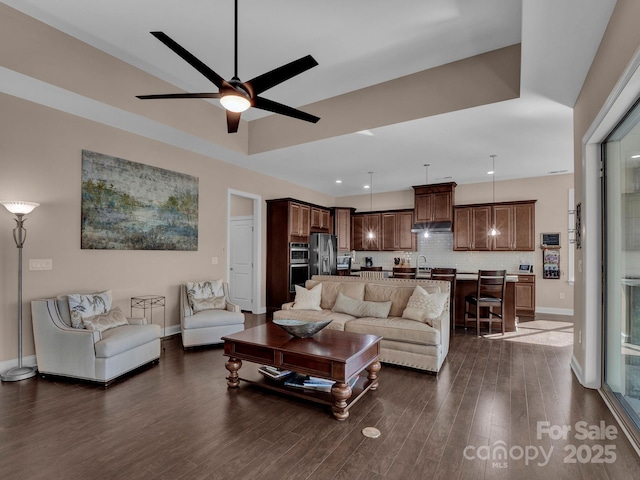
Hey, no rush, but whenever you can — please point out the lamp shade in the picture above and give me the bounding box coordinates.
[1,201,39,215]
[220,94,250,113]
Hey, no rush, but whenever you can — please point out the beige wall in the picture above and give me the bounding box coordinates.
[230,194,254,217]
[572,0,640,379]
[0,94,333,364]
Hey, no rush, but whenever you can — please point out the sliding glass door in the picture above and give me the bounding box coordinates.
[603,99,640,444]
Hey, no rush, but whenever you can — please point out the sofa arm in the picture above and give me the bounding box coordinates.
[128,317,148,325]
[226,302,241,313]
[281,302,295,310]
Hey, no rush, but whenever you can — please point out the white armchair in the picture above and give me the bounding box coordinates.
[31,296,161,385]
[180,282,244,348]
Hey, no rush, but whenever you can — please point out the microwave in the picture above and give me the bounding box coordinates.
[519,264,533,273]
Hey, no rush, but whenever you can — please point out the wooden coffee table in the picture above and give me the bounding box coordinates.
[222,323,382,421]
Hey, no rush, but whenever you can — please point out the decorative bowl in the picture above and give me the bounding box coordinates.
[272,319,332,338]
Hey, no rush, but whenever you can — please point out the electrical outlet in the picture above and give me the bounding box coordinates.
[212,257,218,265]
[579,330,582,344]
[560,292,565,299]
[29,259,53,271]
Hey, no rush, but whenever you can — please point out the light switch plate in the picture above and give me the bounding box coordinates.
[212,257,218,265]
[30,259,53,271]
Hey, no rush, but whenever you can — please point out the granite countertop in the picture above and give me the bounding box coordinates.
[347,270,519,281]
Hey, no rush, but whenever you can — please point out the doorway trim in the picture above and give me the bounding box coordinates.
[227,188,264,314]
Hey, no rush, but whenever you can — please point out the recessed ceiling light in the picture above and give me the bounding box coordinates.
[632,154,640,159]
[356,130,374,136]
[364,185,370,189]
[487,170,495,175]
[335,179,342,183]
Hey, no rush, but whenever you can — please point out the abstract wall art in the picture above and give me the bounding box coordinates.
[81,150,198,250]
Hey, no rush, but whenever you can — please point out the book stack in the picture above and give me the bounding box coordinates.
[258,365,293,380]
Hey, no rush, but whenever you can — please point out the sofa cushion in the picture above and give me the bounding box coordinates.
[191,296,226,313]
[292,284,322,311]
[186,280,224,309]
[95,324,161,358]
[67,290,112,322]
[364,284,416,317]
[82,306,129,332]
[402,286,449,326]
[183,308,244,330]
[56,295,72,327]
[306,280,365,310]
[345,317,440,346]
[332,292,391,319]
[273,308,356,331]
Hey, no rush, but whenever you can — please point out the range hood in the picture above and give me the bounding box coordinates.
[411,220,453,234]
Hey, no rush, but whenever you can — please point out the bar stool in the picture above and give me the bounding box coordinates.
[430,268,457,333]
[464,270,506,336]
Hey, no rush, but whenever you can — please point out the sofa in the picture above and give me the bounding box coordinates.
[180,281,245,348]
[273,275,451,373]
[31,293,161,385]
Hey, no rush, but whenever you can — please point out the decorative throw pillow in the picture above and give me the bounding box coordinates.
[82,306,129,332]
[67,290,112,328]
[292,284,322,311]
[332,292,392,319]
[191,296,226,313]
[186,280,224,309]
[402,286,449,325]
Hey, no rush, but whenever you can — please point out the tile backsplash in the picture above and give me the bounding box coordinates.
[350,233,534,273]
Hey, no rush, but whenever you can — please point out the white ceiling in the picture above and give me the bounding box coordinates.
[1,0,617,196]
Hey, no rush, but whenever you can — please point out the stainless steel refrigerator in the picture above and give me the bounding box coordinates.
[310,233,337,276]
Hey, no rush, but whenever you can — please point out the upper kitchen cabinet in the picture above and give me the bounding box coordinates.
[310,206,331,233]
[289,202,310,240]
[492,201,536,251]
[454,200,536,251]
[381,210,416,251]
[453,205,492,251]
[333,207,354,251]
[413,182,457,223]
[352,213,380,251]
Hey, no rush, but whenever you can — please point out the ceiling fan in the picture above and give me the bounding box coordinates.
[136,0,320,133]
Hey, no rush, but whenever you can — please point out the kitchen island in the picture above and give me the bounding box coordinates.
[454,274,519,332]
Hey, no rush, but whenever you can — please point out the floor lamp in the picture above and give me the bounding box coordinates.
[1,200,39,382]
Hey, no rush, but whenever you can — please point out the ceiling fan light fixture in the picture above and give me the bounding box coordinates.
[220,94,251,113]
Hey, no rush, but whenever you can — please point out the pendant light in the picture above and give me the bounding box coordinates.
[488,154,500,237]
[423,164,430,238]
[367,171,375,239]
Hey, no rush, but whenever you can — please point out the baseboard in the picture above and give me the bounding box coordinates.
[535,307,574,316]
[164,324,181,338]
[0,354,37,374]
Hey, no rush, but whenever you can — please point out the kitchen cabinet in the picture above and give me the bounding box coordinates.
[454,200,536,252]
[453,205,492,251]
[515,274,536,317]
[413,182,456,223]
[352,213,380,251]
[333,208,353,251]
[289,202,310,239]
[310,206,330,232]
[381,210,416,251]
[493,202,535,251]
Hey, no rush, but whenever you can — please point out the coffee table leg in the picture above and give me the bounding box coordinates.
[365,361,381,391]
[225,357,242,388]
[331,382,352,421]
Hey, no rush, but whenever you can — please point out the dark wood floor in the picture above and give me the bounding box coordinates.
[1,314,639,480]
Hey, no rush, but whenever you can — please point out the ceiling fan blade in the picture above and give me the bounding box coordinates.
[253,97,320,123]
[136,93,221,100]
[226,110,241,133]
[245,55,318,96]
[150,32,229,89]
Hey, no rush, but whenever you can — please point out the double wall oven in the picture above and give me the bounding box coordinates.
[289,242,309,293]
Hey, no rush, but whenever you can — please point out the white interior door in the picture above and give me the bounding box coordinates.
[229,217,254,311]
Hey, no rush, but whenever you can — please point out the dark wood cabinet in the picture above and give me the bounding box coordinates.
[352,213,380,251]
[413,182,456,223]
[453,205,491,251]
[334,208,353,251]
[310,207,330,232]
[454,200,536,252]
[515,274,536,317]
[381,211,416,251]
